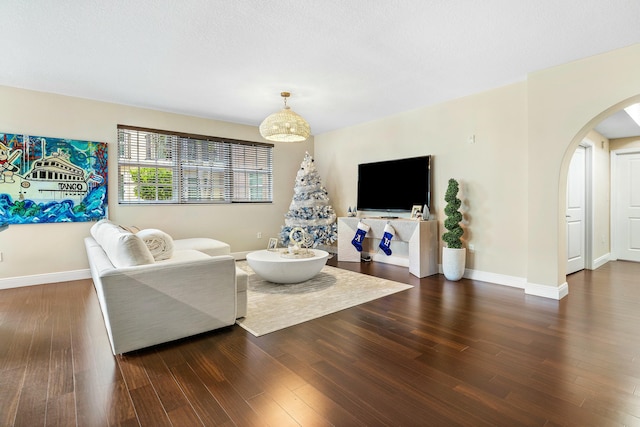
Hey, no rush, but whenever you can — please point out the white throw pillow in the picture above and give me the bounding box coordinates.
[136,229,175,261]
[91,220,155,268]
[90,218,112,241]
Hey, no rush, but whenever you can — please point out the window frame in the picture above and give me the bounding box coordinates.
[117,125,274,205]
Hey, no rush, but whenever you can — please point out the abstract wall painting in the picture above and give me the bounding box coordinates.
[0,132,108,224]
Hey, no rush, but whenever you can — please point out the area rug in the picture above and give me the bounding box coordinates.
[235,261,413,336]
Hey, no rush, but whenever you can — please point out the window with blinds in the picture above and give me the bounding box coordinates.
[118,125,273,204]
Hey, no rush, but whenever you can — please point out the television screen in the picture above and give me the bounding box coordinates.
[357,155,431,213]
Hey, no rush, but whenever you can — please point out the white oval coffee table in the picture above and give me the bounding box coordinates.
[246,249,329,284]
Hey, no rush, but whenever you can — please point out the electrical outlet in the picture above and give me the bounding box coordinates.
[468,244,475,252]
[257,232,262,239]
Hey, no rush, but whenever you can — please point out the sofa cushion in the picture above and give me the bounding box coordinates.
[155,249,210,263]
[235,267,248,292]
[90,220,154,268]
[173,238,231,257]
[136,228,174,261]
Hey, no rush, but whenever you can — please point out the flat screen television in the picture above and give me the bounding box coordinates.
[357,155,431,214]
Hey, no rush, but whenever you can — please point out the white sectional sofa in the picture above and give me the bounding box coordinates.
[84,220,247,354]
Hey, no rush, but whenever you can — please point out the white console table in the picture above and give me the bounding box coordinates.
[337,217,438,278]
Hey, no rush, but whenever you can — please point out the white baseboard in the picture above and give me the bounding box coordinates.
[0,269,91,290]
[592,253,610,269]
[1,251,280,289]
[525,281,569,300]
[0,261,568,301]
[0,250,309,288]
[437,265,569,299]
[465,268,527,289]
[437,265,526,289]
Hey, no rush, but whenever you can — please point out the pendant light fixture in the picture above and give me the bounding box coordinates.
[259,91,311,142]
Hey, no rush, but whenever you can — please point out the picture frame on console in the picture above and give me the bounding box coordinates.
[267,238,278,250]
[410,205,422,219]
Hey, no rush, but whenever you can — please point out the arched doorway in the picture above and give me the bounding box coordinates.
[524,44,640,300]
[559,96,640,282]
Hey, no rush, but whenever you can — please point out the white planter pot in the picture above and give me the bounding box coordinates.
[442,247,466,281]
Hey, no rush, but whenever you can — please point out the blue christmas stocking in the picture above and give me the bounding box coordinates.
[351,221,370,252]
[379,223,395,256]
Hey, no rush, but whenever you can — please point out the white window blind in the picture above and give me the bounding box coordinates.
[118,125,273,204]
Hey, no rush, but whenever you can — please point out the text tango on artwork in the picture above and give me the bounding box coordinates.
[0,132,108,224]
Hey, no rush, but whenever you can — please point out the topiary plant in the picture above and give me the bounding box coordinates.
[442,178,464,249]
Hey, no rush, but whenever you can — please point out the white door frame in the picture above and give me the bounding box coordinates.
[610,147,640,260]
[565,140,594,272]
[582,140,594,270]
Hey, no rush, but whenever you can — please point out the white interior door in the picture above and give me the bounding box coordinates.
[614,152,640,262]
[567,145,586,274]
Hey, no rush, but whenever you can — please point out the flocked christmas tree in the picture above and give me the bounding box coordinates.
[280,152,338,247]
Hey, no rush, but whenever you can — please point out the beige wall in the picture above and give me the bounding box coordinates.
[0,85,312,280]
[582,129,611,263]
[527,43,640,295]
[3,43,640,296]
[610,136,640,151]
[315,83,529,278]
[316,43,640,297]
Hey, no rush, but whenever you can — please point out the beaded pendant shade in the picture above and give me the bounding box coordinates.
[259,92,311,142]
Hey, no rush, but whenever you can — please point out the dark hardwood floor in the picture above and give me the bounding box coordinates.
[2,259,640,426]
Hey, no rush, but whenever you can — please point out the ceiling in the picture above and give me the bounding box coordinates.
[594,108,640,139]
[1,1,639,137]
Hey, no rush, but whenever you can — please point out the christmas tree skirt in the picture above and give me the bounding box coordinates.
[235,261,413,336]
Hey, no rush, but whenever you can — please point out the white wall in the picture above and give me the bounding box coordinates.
[0,85,312,281]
